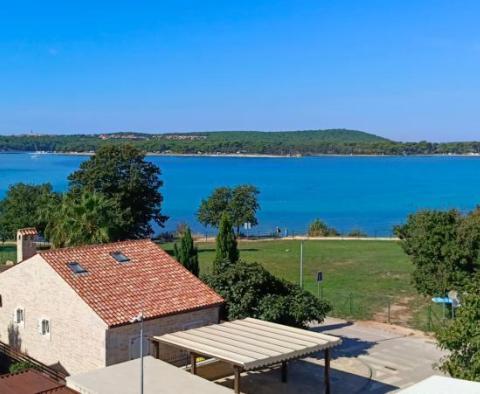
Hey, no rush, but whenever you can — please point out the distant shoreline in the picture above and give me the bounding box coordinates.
[5,151,480,158]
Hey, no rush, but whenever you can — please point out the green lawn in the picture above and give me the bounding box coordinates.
[163,239,434,330]
[2,239,436,330]
[0,244,16,265]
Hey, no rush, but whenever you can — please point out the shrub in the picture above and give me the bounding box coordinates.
[203,260,331,328]
[348,229,367,237]
[436,279,480,381]
[9,361,34,374]
[308,219,339,237]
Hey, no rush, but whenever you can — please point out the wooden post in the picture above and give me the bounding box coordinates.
[152,340,160,359]
[233,366,242,394]
[281,361,288,383]
[190,353,197,375]
[324,348,331,394]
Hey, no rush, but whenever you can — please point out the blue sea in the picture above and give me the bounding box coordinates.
[1,153,479,236]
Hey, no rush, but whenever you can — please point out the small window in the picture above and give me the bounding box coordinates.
[67,262,88,274]
[15,308,24,324]
[40,319,50,336]
[0,295,2,308]
[110,251,130,264]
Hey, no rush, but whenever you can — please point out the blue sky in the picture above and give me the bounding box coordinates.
[1,1,479,141]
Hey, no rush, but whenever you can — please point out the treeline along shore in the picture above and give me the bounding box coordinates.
[2,129,480,156]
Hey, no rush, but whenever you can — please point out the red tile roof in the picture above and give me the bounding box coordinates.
[0,369,76,394]
[18,227,38,236]
[40,240,223,327]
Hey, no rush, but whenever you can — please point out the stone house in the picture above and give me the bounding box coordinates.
[0,233,223,375]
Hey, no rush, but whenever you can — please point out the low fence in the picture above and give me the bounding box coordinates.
[0,340,67,381]
[310,288,453,332]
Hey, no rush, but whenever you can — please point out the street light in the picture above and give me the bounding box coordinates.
[130,311,144,394]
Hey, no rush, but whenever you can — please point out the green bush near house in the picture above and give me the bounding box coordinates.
[9,361,34,374]
[203,259,331,328]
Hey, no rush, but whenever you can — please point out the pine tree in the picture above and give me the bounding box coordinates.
[174,226,199,276]
[213,213,239,273]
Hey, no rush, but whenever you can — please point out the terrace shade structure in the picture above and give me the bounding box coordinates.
[152,317,341,394]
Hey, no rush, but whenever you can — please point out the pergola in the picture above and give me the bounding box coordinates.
[152,318,341,394]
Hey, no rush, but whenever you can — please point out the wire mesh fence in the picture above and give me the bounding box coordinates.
[309,287,454,332]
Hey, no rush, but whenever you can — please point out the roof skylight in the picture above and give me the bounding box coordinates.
[110,251,130,264]
[67,262,88,275]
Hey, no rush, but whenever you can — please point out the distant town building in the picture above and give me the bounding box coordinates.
[0,239,223,375]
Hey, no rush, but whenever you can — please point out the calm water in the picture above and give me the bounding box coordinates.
[1,153,480,236]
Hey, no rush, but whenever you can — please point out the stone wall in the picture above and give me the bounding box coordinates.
[0,255,108,375]
[0,254,222,375]
[106,306,220,366]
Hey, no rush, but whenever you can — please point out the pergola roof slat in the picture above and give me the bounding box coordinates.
[153,318,341,371]
[181,330,282,357]
[197,326,301,353]
[221,321,318,347]
[234,319,332,345]
[171,331,275,359]
[157,334,255,365]
[242,317,340,342]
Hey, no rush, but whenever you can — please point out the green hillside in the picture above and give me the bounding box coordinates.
[1,129,480,155]
[193,129,389,143]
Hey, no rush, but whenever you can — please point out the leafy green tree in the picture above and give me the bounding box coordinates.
[203,260,331,328]
[45,191,120,248]
[308,218,339,236]
[395,210,480,296]
[197,187,231,229]
[213,213,239,273]
[0,226,9,243]
[197,185,260,233]
[68,144,167,239]
[436,278,480,381]
[0,183,60,239]
[173,226,199,276]
[230,185,260,233]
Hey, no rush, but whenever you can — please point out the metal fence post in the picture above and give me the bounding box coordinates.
[427,305,432,331]
[387,298,391,324]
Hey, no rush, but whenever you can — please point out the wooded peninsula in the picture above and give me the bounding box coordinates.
[1,129,480,156]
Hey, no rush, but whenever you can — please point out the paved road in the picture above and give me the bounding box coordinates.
[318,318,446,393]
[215,317,445,393]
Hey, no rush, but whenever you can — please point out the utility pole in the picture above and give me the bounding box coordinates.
[130,311,144,394]
[300,240,304,289]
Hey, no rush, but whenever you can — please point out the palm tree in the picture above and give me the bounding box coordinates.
[45,191,119,248]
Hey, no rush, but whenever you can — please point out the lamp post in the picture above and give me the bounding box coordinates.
[130,312,144,394]
[300,240,304,289]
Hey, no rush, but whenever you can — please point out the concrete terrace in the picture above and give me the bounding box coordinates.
[211,318,444,393]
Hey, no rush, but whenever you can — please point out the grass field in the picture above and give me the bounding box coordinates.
[163,239,436,330]
[1,239,438,330]
[0,244,16,265]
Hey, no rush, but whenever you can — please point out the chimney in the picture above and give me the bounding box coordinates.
[16,228,38,263]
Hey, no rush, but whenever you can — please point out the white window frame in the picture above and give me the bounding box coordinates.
[14,307,25,327]
[38,318,51,338]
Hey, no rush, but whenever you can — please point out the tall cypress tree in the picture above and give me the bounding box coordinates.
[174,226,199,276]
[213,212,239,273]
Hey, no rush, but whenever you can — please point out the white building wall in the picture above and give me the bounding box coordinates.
[0,255,108,375]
